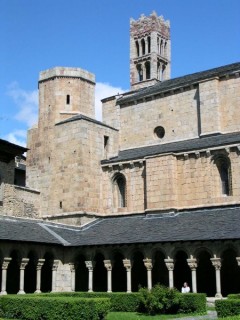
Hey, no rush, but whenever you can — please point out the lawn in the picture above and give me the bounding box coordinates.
[106,312,201,319]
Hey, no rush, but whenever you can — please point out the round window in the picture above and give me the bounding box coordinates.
[154,126,165,139]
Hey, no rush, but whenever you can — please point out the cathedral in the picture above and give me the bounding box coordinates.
[0,12,240,297]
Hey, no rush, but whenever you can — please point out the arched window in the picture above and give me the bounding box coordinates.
[141,39,145,55]
[113,173,127,208]
[137,64,143,81]
[147,36,151,53]
[135,41,140,57]
[213,155,232,196]
[164,41,167,57]
[145,61,151,79]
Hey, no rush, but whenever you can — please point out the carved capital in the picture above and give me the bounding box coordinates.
[164,258,174,271]
[236,257,240,267]
[36,259,45,270]
[104,260,112,271]
[85,261,95,271]
[187,258,198,270]
[123,259,131,271]
[210,258,221,270]
[2,257,12,270]
[20,258,29,270]
[143,258,152,271]
[69,262,75,272]
[52,260,60,271]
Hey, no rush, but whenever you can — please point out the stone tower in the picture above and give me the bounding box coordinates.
[130,11,171,90]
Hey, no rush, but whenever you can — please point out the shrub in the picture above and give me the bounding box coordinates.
[216,299,240,318]
[36,292,140,312]
[179,293,206,314]
[228,294,240,300]
[138,285,180,315]
[0,295,110,320]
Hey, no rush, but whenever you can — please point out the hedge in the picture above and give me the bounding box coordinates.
[38,292,140,312]
[215,299,240,318]
[179,293,206,314]
[0,295,110,320]
[228,294,240,300]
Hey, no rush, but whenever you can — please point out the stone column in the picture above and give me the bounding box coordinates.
[236,257,240,267]
[104,260,112,293]
[143,258,152,290]
[187,258,198,293]
[164,259,174,288]
[85,261,94,292]
[35,259,45,293]
[211,258,222,298]
[69,263,76,292]
[18,258,29,294]
[123,259,132,293]
[51,260,59,292]
[1,257,12,295]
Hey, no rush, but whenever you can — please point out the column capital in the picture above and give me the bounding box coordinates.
[36,259,45,270]
[69,262,75,272]
[211,258,221,270]
[52,260,60,271]
[104,260,112,271]
[2,257,12,270]
[236,257,240,267]
[143,258,152,271]
[164,258,174,271]
[85,260,95,271]
[20,258,29,270]
[123,259,131,270]
[187,258,198,270]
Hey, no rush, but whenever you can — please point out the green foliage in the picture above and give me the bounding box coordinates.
[35,292,140,312]
[178,293,206,314]
[0,295,110,320]
[138,285,180,315]
[228,294,240,300]
[216,299,240,318]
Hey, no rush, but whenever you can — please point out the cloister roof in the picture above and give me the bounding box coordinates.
[101,131,240,164]
[0,205,240,247]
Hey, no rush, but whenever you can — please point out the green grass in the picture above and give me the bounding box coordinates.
[106,312,205,320]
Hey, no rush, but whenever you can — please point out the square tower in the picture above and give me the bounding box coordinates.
[130,11,171,90]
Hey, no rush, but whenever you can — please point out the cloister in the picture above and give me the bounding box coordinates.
[1,240,240,297]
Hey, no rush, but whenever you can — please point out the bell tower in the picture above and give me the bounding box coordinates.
[130,11,171,90]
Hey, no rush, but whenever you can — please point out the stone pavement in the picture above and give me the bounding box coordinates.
[172,310,218,320]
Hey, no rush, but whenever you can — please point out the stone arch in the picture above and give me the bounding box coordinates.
[41,252,54,292]
[152,250,168,287]
[112,172,127,208]
[75,253,88,292]
[24,250,38,293]
[196,249,215,296]
[93,252,107,292]
[173,250,191,292]
[221,248,240,296]
[112,251,126,292]
[6,250,21,294]
[212,153,232,196]
[132,250,147,291]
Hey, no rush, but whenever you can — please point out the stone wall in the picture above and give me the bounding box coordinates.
[0,183,40,218]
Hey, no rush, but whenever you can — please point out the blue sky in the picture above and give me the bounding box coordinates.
[1,0,240,146]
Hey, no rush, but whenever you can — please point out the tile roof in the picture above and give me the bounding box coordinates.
[1,206,240,247]
[117,62,240,105]
[101,132,240,164]
[55,114,118,131]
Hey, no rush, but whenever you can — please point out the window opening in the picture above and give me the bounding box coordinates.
[113,174,127,208]
[66,95,70,105]
[147,36,151,53]
[136,41,140,57]
[141,39,145,55]
[145,62,151,79]
[137,64,143,81]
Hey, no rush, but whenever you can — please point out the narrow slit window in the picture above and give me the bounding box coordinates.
[66,95,70,105]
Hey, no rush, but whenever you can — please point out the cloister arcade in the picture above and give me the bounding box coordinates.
[0,240,240,297]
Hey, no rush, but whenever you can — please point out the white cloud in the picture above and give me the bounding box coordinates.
[4,130,27,147]
[95,82,125,120]
[7,82,38,127]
